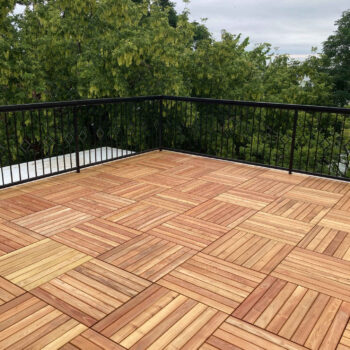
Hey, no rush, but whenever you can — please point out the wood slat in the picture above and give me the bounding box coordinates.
[0,193,55,220]
[215,188,275,210]
[237,212,313,245]
[262,197,329,224]
[93,284,227,349]
[0,293,87,349]
[319,209,350,232]
[13,206,94,236]
[142,189,207,213]
[0,220,44,256]
[29,182,97,204]
[298,225,350,261]
[162,163,215,179]
[139,173,190,188]
[202,316,308,350]
[62,329,124,350]
[283,186,343,207]
[99,234,196,281]
[107,181,166,200]
[204,229,293,273]
[300,176,350,194]
[237,177,295,196]
[0,276,25,305]
[148,214,228,250]
[338,322,350,350]
[158,253,266,314]
[104,165,160,179]
[0,239,92,290]
[233,276,350,349]
[52,218,140,257]
[32,259,150,326]
[65,192,135,217]
[175,179,232,199]
[186,199,256,228]
[104,203,178,232]
[272,247,350,302]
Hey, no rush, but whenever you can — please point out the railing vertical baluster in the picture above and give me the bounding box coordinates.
[159,97,163,151]
[73,107,80,173]
[289,109,298,174]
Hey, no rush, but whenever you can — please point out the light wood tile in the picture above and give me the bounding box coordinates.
[99,234,196,281]
[32,259,150,326]
[272,247,350,302]
[0,239,92,290]
[93,284,227,349]
[158,253,266,314]
[204,230,293,273]
[13,206,93,237]
[148,215,228,250]
[52,218,140,257]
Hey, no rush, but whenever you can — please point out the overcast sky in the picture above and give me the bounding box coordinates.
[175,0,349,59]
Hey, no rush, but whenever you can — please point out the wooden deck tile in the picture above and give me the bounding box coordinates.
[202,316,308,350]
[262,197,329,224]
[107,181,166,201]
[0,239,92,290]
[32,259,150,326]
[0,276,25,305]
[283,186,343,207]
[52,218,140,257]
[148,214,228,250]
[272,247,350,302]
[0,220,44,256]
[99,234,196,281]
[0,193,54,220]
[237,212,313,245]
[335,194,350,211]
[298,225,350,261]
[106,164,160,179]
[158,253,266,314]
[29,182,97,204]
[0,187,25,199]
[175,179,232,199]
[142,189,207,213]
[139,173,190,188]
[204,230,293,273]
[13,205,93,236]
[258,169,306,184]
[300,176,350,194]
[199,171,247,187]
[105,203,177,232]
[162,163,214,179]
[93,284,227,349]
[0,293,87,349]
[186,199,256,228]
[319,209,350,232]
[70,172,131,191]
[61,329,124,349]
[65,192,135,217]
[338,322,350,350]
[215,188,275,210]
[233,276,350,350]
[237,177,295,196]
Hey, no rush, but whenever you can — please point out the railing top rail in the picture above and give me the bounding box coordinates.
[0,95,349,114]
[0,96,162,112]
[163,96,350,114]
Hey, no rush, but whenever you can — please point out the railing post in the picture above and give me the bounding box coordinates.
[289,109,298,174]
[73,107,80,173]
[159,97,163,151]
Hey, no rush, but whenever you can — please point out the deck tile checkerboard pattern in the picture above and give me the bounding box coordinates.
[1,151,350,349]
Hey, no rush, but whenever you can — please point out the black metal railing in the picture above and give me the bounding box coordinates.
[1,95,349,188]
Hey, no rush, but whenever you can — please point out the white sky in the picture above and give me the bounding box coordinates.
[175,0,349,58]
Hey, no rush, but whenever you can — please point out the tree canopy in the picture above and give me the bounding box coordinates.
[322,10,350,106]
[0,0,347,106]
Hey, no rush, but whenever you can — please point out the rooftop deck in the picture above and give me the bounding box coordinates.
[0,150,350,349]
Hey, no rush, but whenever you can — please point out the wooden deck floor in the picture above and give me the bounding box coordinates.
[0,150,350,349]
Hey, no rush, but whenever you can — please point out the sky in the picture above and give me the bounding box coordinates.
[174,0,349,59]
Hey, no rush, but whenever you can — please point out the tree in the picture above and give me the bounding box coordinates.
[322,10,350,106]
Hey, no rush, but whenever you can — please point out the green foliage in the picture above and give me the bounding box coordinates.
[322,10,350,106]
